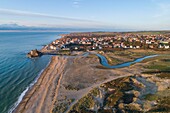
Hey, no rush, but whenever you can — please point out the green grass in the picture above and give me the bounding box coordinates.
[71,88,100,112]
[52,103,68,113]
[86,54,97,58]
[143,56,170,79]
[144,94,159,101]
[70,93,95,112]
[105,91,123,107]
[156,73,170,79]
[160,59,170,62]
[141,57,158,63]
[132,31,169,35]
[102,77,134,107]
[147,90,170,112]
[107,57,123,65]
[53,98,75,113]
[147,65,170,71]
[90,88,100,97]
[58,50,71,55]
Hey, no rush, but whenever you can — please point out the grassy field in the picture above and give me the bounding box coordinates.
[143,55,170,79]
[96,49,167,67]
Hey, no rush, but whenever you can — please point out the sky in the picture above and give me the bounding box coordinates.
[0,0,170,30]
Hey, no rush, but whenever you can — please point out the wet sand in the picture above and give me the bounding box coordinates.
[14,56,68,113]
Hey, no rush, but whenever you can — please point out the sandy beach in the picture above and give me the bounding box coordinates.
[14,56,68,113]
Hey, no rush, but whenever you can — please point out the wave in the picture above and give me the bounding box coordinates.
[8,60,51,113]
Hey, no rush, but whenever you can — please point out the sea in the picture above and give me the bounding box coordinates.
[0,31,67,113]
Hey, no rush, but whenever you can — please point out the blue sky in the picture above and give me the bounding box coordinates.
[0,0,170,30]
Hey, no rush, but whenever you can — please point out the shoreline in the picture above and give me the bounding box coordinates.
[9,60,51,113]
[13,56,67,113]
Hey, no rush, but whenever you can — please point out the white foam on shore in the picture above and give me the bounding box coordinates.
[8,60,51,113]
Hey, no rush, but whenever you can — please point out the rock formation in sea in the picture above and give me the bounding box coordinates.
[27,49,42,58]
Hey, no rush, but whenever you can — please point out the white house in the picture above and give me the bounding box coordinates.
[136,46,140,49]
[49,45,57,50]
[159,45,163,49]
[165,45,170,49]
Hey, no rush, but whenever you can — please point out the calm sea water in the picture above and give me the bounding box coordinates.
[0,32,66,113]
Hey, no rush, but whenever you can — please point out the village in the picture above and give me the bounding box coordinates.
[46,32,170,52]
[27,32,170,57]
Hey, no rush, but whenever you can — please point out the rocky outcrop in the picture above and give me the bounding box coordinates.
[27,49,42,58]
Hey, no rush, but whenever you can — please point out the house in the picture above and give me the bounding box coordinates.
[99,46,102,50]
[136,46,140,49]
[86,42,92,45]
[71,46,79,50]
[165,45,170,49]
[62,48,70,50]
[91,46,97,50]
[149,45,154,49]
[146,40,152,44]
[49,44,57,50]
[159,41,170,49]
[123,46,127,49]
[81,41,86,44]
[159,44,164,49]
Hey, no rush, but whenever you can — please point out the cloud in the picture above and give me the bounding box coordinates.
[0,8,116,29]
[72,0,81,8]
[73,1,79,5]
[0,8,94,22]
